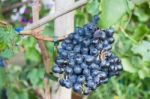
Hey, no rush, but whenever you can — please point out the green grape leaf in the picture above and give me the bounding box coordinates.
[100,0,128,28]
[138,67,150,79]
[42,22,54,37]
[0,26,17,47]
[75,10,88,27]
[27,68,44,87]
[113,33,132,57]
[132,41,150,61]
[7,88,28,99]
[86,0,99,16]
[23,37,36,49]
[132,24,149,41]
[0,49,13,59]
[25,48,41,62]
[121,58,137,73]
[0,68,6,88]
[134,7,149,22]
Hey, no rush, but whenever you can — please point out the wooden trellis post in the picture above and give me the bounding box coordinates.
[52,0,74,99]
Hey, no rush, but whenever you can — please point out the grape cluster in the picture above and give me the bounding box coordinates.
[52,15,123,95]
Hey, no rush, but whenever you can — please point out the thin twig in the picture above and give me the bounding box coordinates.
[1,0,32,13]
[23,0,88,30]
[32,0,50,74]
[20,32,66,42]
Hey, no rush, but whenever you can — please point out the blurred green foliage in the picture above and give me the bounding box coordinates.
[0,0,150,99]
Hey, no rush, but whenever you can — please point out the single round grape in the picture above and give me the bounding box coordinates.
[74,66,82,74]
[73,83,81,93]
[52,66,62,73]
[68,75,77,84]
[77,75,85,83]
[81,63,88,69]
[64,80,72,88]
[84,55,95,63]
[64,66,73,74]
[83,69,90,76]
[86,80,95,88]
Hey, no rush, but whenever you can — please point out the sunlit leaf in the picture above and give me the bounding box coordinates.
[132,41,150,61]
[121,58,137,73]
[25,48,41,62]
[132,24,149,41]
[134,7,149,22]
[100,0,128,28]
[86,0,99,16]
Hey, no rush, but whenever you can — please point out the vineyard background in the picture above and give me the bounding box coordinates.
[0,0,150,99]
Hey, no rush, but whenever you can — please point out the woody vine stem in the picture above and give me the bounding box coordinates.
[19,0,88,42]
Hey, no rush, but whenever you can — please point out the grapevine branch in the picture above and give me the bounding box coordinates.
[1,0,32,13]
[23,0,88,30]
[20,31,66,42]
[32,0,50,99]
[20,0,88,42]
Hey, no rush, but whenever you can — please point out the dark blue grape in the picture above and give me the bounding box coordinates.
[73,39,78,45]
[117,65,123,71]
[99,72,107,80]
[65,66,73,74]
[81,63,88,69]
[86,76,93,81]
[75,27,85,36]
[81,47,89,54]
[92,39,99,44]
[90,48,98,55]
[68,59,75,66]
[90,63,99,70]
[59,79,65,86]
[74,66,82,74]
[65,44,73,51]
[61,51,68,57]
[84,55,95,63]
[94,76,100,84]
[64,39,71,44]
[98,31,106,40]
[93,29,101,38]
[61,42,67,49]
[73,83,81,92]
[108,37,114,44]
[106,28,114,37]
[100,78,108,84]
[86,80,95,88]
[74,33,80,41]
[83,69,90,76]
[75,55,83,64]
[83,39,91,46]
[68,75,77,83]
[74,45,81,53]
[68,33,74,39]
[96,43,103,50]
[77,75,85,83]
[53,66,62,73]
[91,70,100,76]
[64,80,72,88]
